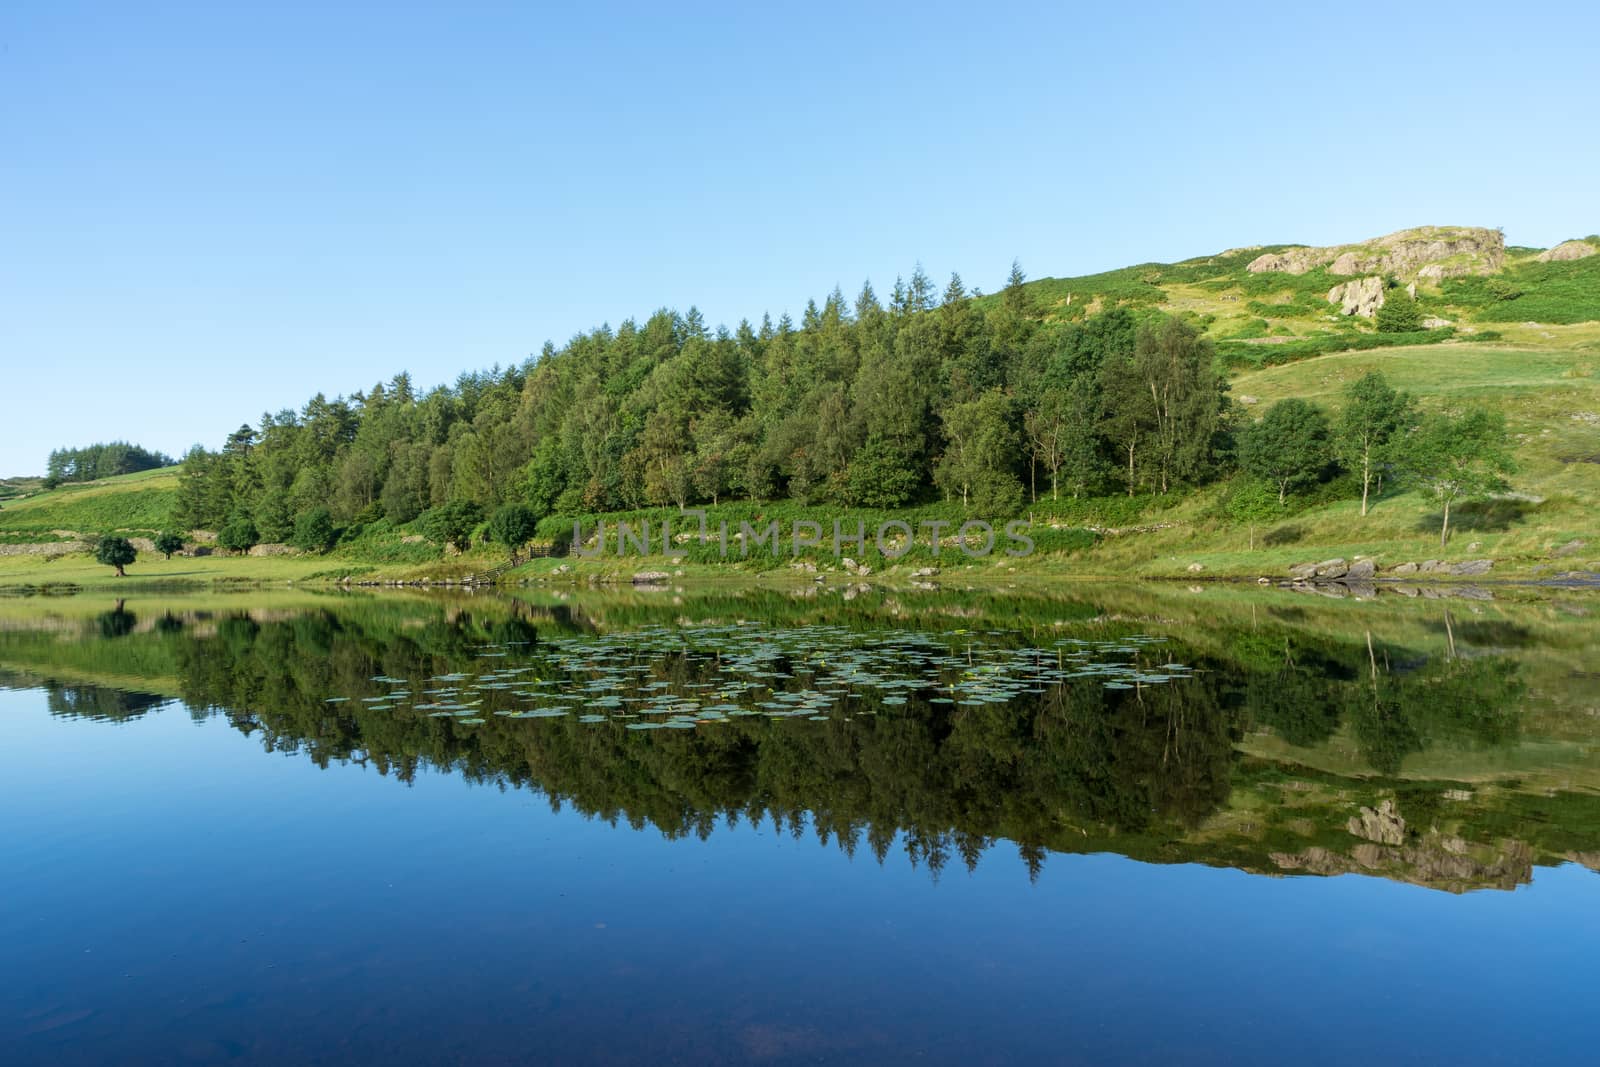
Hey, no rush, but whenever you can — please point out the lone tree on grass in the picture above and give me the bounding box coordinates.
[1403,409,1515,548]
[95,536,137,577]
[153,531,186,560]
[1335,372,1416,517]
[218,513,260,556]
[488,502,539,563]
[1239,398,1332,505]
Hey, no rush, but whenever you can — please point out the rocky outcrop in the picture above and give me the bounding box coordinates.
[1248,226,1504,279]
[1328,276,1386,317]
[1348,798,1406,845]
[1271,831,1534,894]
[1246,248,1325,274]
[1536,239,1596,263]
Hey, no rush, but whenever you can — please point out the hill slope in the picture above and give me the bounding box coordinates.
[1012,226,1600,366]
[4,227,1598,587]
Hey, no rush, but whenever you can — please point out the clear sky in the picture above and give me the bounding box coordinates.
[2,1,1596,476]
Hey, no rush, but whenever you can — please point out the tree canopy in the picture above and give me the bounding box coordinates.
[153,532,186,560]
[94,535,137,576]
[45,442,174,488]
[487,503,539,562]
[167,277,1249,545]
[218,513,260,555]
[1335,371,1416,516]
[1240,399,1333,505]
[1402,409,1515,547]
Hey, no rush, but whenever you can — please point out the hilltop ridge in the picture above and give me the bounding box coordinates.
[1244,225,1505,279]
[1015,225,1600,362]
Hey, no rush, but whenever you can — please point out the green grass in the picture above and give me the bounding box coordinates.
[1079,341,1600,578]
[0,466,180,534]
[5,339,1597,590]
[1216,327,1455,368]
[3,236,1597,589]
[1440,255,1600,324]
[1008,234,1599,367]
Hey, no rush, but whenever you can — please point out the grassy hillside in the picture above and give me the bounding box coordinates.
[1009,230,1600,367]
[0,476,43,502]
[1018,340,1593,578]
[4,340,1597,589]
[4,229,1599,590]
[0,466,180,540]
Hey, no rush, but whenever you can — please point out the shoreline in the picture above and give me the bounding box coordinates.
[6,550,1593,601]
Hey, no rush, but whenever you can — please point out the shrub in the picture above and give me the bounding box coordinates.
[290,507,338,553]
[487,503,539,562]
[153,531,186,560]
[418,501,483,553]
[217,513,260,555]
[1375,289,1422,333]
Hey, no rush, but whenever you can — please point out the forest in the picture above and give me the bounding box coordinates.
[168,265,1508,553]
[44,441,174,488]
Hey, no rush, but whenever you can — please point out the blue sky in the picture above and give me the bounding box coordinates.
[2,1,1596,476]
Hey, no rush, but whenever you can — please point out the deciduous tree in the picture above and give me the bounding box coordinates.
[1401,409,1515,548]
[95,536,136,577]
[1335,372,1415,516]
[1240,399,1333,504]
[488,502,540,563]
[153,532,185,560]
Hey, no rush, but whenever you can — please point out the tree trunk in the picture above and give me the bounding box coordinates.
[115,564,125,577]
[1439,498,1450,548]
[1360,453,1371,516]
[1126,445,1136,497]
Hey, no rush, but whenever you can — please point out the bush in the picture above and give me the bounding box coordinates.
[1219,479,1283,523]
[418,501,483,553]
[1375,289,1422,333]
[217,513,260,555]
[1217,327,1454,368]
[487,503,539,562]
[290,507,338,553]
[153,531,186,560]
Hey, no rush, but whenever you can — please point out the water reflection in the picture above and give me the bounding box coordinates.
[2,586,1597,893]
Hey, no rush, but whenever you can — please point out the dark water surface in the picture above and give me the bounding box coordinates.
[2,584,1597,1064]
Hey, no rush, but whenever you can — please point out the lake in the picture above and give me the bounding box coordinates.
[2,583,1597,1064]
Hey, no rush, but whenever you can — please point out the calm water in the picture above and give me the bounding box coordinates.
[2,584,1598,1064]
